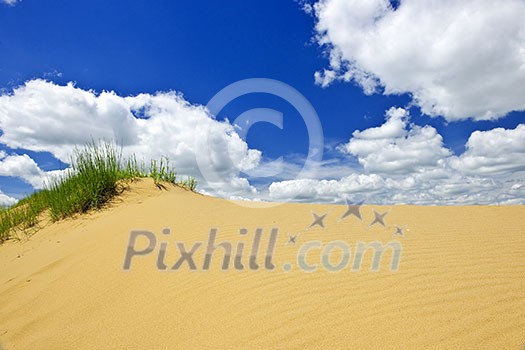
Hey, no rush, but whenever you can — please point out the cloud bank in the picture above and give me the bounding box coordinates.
[0,79,261,197]
[269,107,525,205]
[312,0,525,121]
[0,80,523,205]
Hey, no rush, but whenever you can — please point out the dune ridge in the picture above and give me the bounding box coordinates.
[1,179,524,349]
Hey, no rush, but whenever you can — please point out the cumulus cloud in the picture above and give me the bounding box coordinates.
[339,107,451,174]
[269,107,525,204]
[269,174,385,202]
[1,80,523,205]
[0,79,262,197]
[269,170,523,205]
[312,0,525,121]
[0,191,17,207]
[0,80,139,161]
[0,154,46,189]
[451,125,525,175]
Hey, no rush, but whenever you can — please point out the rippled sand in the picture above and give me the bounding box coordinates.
[1,179,524,349]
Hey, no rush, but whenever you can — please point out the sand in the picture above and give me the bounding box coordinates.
[0,178,524,349]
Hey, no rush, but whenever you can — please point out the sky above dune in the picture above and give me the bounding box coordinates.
[0,0,524,205]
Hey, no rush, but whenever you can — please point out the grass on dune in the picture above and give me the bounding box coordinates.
[0,142,197,242]
[0,190,49,242]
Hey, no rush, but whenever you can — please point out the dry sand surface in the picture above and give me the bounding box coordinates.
[1,179,524,349]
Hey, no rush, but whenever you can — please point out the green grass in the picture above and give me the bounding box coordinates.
[0,190,49,242]
[0,142,197,242]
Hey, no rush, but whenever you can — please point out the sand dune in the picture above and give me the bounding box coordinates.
[1,179,524,349]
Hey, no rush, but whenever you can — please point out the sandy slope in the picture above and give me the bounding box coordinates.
[0,179,524,349]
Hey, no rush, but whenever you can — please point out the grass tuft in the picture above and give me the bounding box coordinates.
[0,141,197,242]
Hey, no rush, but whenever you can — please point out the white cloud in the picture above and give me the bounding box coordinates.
[1,0,19,6]
[451,125,525,175]
[0,80,139,161]
[0,80,262,197]
[0,154,45,189]
[269,107,525,205]
[269,166,525,205]
[313,0,525,121]
[0,191,17,207]
[269,174,385,203]
[1,80,523,205]
[339,107,451,174]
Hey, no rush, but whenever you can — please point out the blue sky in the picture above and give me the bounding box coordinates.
[0,0,524,205]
